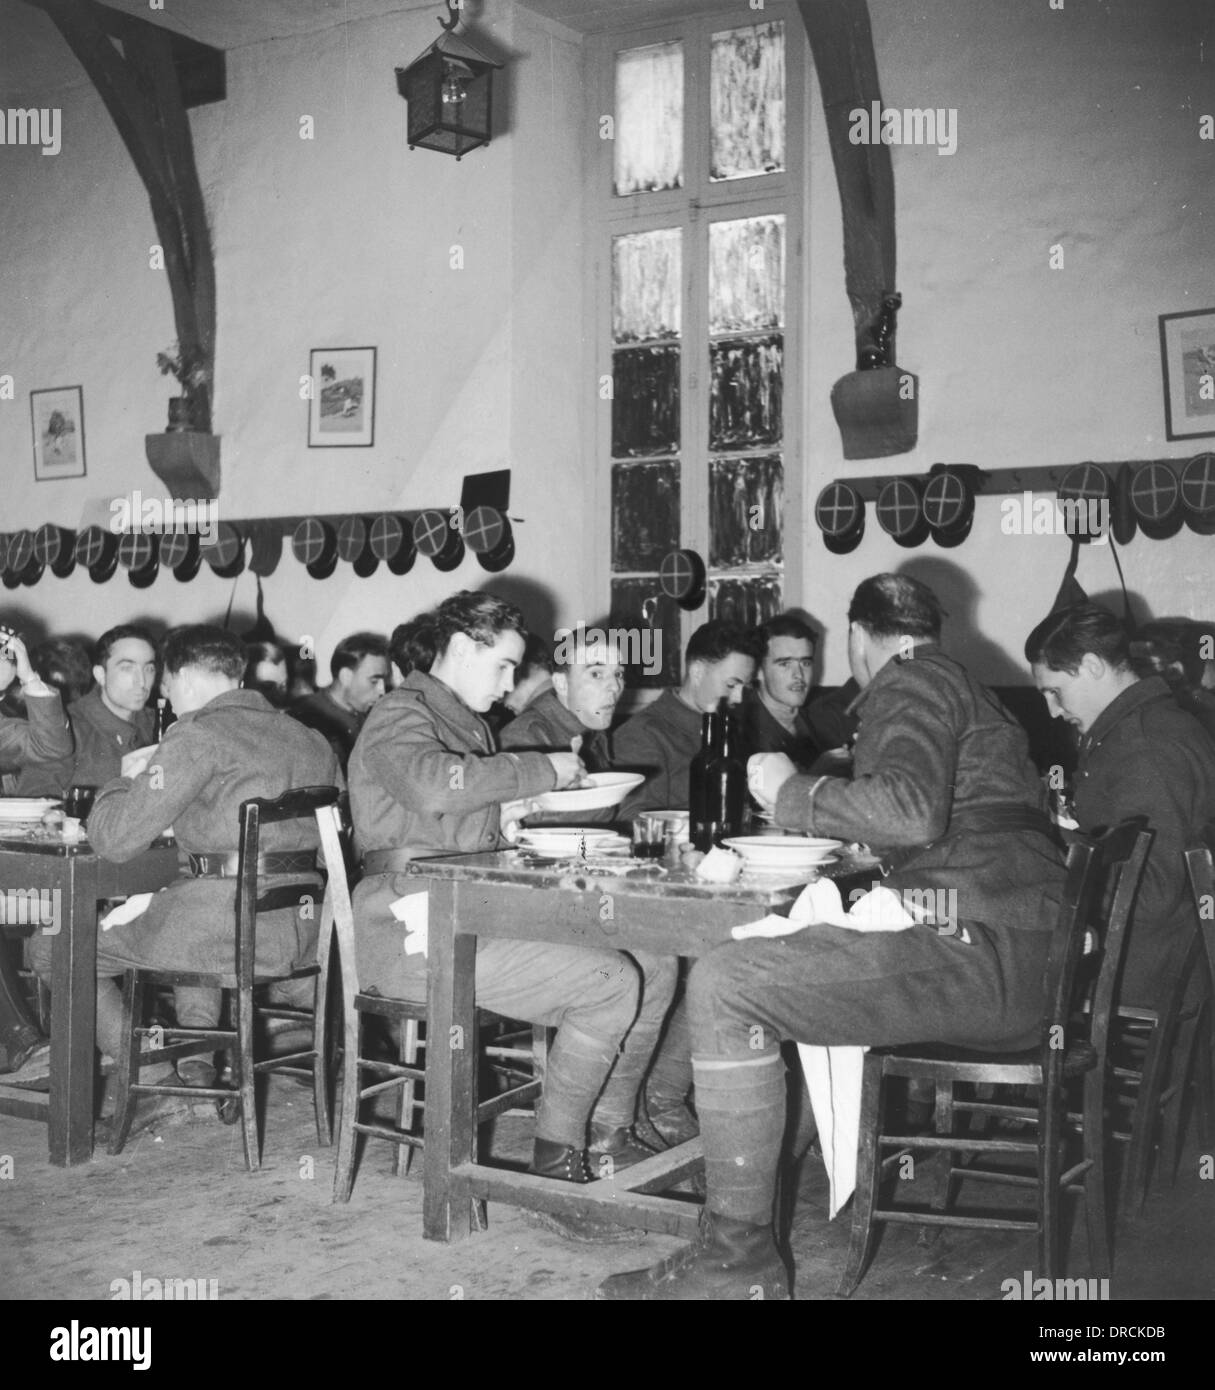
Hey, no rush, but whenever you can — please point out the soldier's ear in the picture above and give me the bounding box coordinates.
[552,670,569,703]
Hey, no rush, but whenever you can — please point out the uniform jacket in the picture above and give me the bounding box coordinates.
[0,687,72,790]
[613,690,703,816]
[289,688,363,772]
[1073,675,1215,1005]
[736,687,820,769]
[15,687,153,796]
[348,670,557,989]
[776,646,1065,940]
[500,686,613,823]
[86,689,340,976]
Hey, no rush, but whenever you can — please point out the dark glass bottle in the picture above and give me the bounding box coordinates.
[689,704,746,851]
[151,697,175,742]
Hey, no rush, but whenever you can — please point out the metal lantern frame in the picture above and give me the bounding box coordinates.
[395,4,502,160]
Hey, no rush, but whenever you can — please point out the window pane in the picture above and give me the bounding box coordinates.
[709,455,783,567]
[612,345,680,456]
[709,335,782,449]
[615,41,684,196]
[613,229,682,343]
[610,580,681,687]
[612,459,680,572]
[710,21,785,182]
[709,215,785,334]
[709,574,783,628]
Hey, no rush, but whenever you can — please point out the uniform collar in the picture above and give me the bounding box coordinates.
[181,687,274,723]
[75,685,145,738]
[1081,674,1172,751]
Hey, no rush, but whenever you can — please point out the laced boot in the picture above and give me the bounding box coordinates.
[587,1119,660,1176]
[526,1138,637,1244]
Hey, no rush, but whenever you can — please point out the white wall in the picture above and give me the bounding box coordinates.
[0,1,585,670]
[802,0,1215,683]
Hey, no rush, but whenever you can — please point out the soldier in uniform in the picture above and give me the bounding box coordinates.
[16,624,157,796]
[599,573,1067,1300]
[29,626,340,1106]
[0,629,73,1082]
[1027,602,1215,1007]
[349,591,671,1240]
[736,613,822,769]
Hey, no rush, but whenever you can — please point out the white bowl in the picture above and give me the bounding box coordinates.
[722,835,842,872]
[532,771,644,814]
[516,827,628,856]
[0,797,63,822]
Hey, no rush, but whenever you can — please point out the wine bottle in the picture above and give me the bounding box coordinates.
[151,697,175,742]
[689,703,746,851]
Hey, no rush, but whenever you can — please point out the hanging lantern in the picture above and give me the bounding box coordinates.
[394,2,502,160]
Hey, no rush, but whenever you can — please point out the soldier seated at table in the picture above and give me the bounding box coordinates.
[611,620,763,1148]
[736,613,822,770]
[0,629,73,1084]
[348,590,677,1241]
[15,625,158,797]
[289,632,389,772]
[614,620,763,818]
[598,573,1067,1300]
[29,625,340,1119]
[1026,602,1215,1008]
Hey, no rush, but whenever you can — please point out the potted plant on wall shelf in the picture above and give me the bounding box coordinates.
[145,343,221,500]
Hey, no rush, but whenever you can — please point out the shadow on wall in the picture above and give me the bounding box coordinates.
[896,556,1029,687]
[475,575,559,643]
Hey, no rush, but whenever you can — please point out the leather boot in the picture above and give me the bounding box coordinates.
[526,1139,637,1244]
[587,1120,660,1176]
[595,1209,789,1300]
[635,1099,700,1150]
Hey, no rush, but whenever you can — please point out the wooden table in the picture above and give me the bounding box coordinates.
[405,851,855,1243]
[0,835,179,1165]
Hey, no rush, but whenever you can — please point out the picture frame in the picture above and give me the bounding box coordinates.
[30,385,87,480]
[307,346,376,447]
[1159,309,1215,441]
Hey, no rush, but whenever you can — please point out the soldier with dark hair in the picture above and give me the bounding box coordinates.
[289,631,389,770]
[737,613,822,768]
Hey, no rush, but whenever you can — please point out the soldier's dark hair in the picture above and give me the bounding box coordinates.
[685,620,763,667]
[390,616,437,679]
[94,624,156,671]
[160,625,246,682]
[758,614,818,660]
[848,574,943,641]
[1025,603,1132,675]
[33,639,94,704]
[433,591,527,655]
[330,632,388,679]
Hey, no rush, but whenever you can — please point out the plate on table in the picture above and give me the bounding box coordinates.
[515,827,630,858]
[0,798,63,823]
[532,771,644,814]
[722,836,842,874]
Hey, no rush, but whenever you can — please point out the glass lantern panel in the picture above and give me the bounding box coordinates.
[708,215,785,334]
[613,229,682,344]
[710,21,786,182]
[615,41,684,196]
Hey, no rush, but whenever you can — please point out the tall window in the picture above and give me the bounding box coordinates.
[588,7,807,685]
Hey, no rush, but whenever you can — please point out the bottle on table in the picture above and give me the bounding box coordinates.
[689,701,746,852]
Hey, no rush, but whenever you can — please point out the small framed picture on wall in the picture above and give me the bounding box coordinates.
[308,346,376,447]
[1159,308,1215,441]
[31,385,87,480]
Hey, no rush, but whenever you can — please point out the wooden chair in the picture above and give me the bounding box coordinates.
[1111,821,1215,1211]
[108,786,341,1170]
[837,820,1153,1296]
[326,850,547,1204]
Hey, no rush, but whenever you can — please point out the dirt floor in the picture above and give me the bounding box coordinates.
[2,1072,1212,1303]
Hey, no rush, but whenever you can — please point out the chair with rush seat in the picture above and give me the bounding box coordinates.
[107,786,342,1170]
[836,820,1152,1296]
[328,868,547,1205]
[1111,822,1215,1213]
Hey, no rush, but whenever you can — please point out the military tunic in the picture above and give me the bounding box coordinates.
[500,688,613,824]
[613,690,703,817]
[14,687,154,796]
[0,687,72,791]
[692,647,1067,1059]
[31,689,340,981]
[736,687,820,769]
[1072,675,1215,1006]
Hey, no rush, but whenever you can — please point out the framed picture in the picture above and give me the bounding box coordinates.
[1159,309,1215,441]
[307,346,376,447]
[30,385,86,480]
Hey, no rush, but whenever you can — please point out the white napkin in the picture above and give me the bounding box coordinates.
[731,877,917,1219]
[390,890,429,957]
[100,893,154,931]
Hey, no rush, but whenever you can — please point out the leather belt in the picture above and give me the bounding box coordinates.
[184,850,318,879]
[361,848,416,876]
